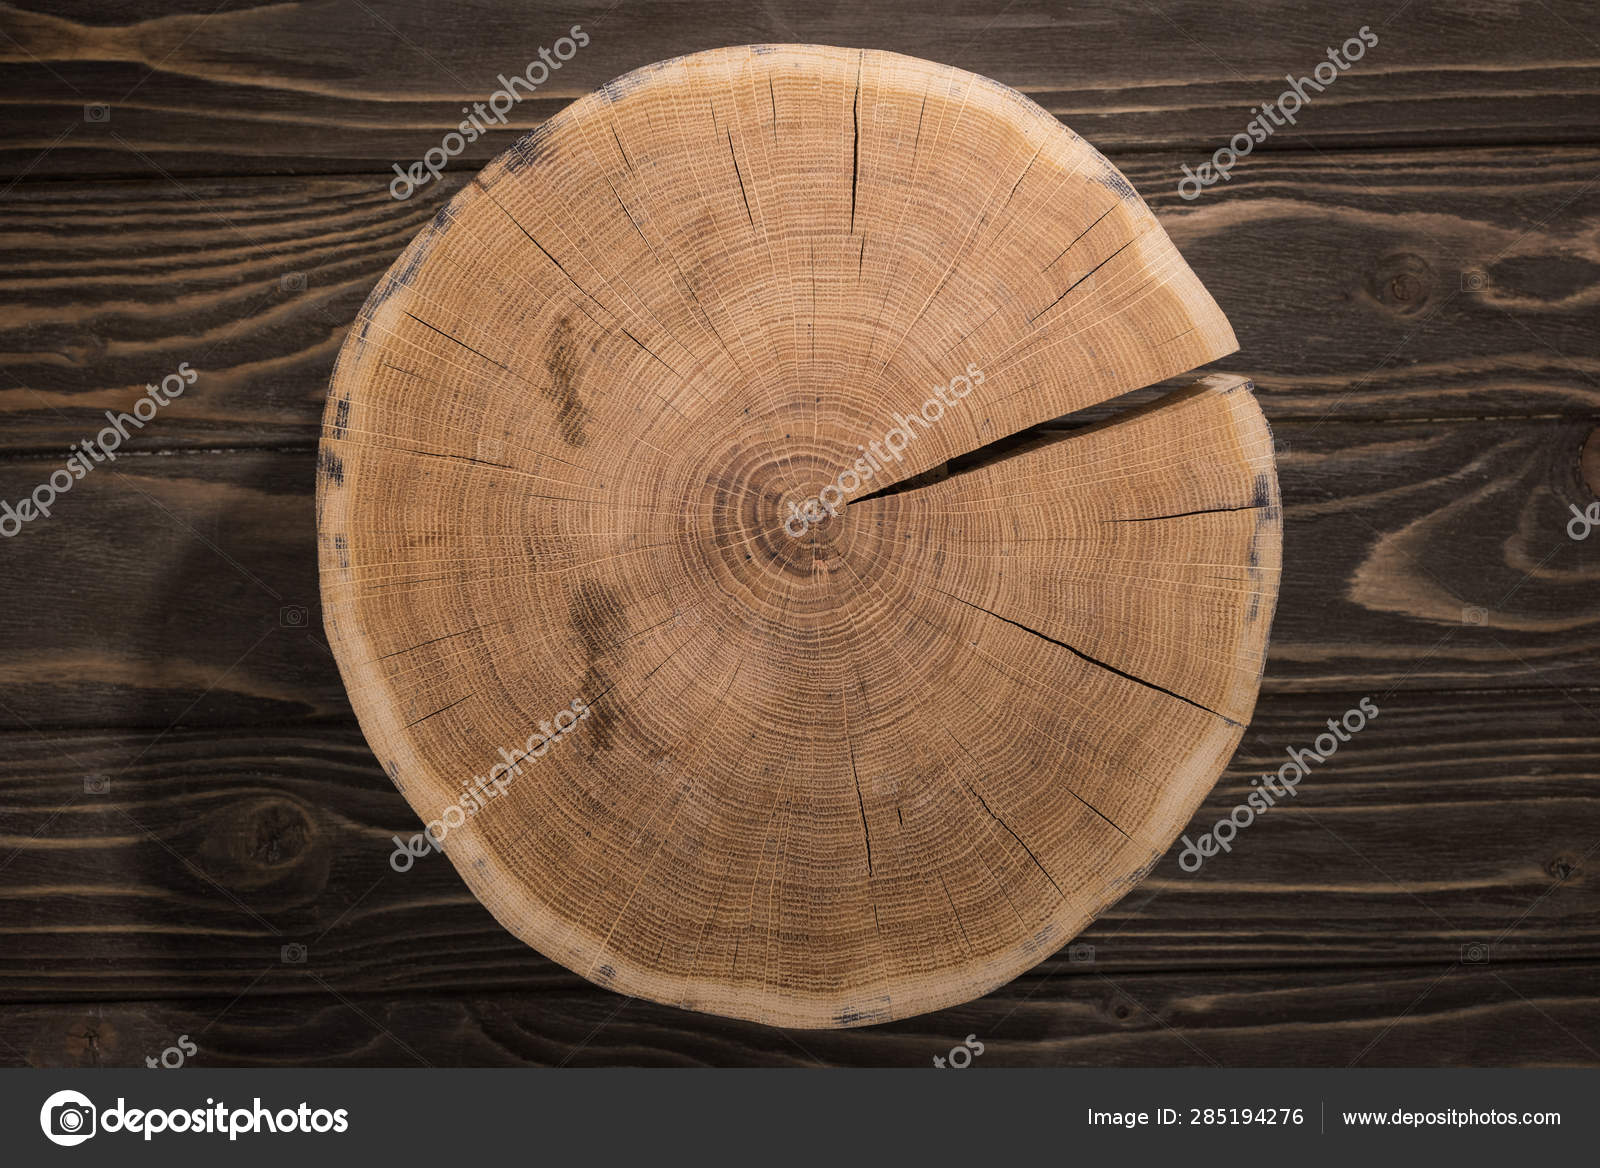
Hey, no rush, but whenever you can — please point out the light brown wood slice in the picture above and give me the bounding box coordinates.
[317,45,1280,1027]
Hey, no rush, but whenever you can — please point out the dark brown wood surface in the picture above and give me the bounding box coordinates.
[3,0,1597,177]
[1,0,1597,1066]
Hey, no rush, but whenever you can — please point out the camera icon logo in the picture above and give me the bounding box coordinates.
[40,1089,97,1146]
[281,942,307,964]
[279,604,309,628]
[1460,269,1488,292]
[83,104,109,123]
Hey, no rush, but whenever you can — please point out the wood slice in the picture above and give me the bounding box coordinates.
[317,45,1281,1027]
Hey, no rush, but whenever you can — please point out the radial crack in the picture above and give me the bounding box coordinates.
[1027,237,1137,325]
[961,773,1085,890]
[848,381,1234,507]
[401,312,507,369]
[849,51,862,234]
[727,130,755,226]
[937,590,1238,725]
[1109,502,1264,524]
[404,692,475,728]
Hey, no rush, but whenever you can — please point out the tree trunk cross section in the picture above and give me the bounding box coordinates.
[318,46,1282,1027]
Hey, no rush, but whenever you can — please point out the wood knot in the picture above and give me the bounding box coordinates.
[1368,252,1434,316]
[246,800,313,867]
[1546,853,1581,882]
[195,796,326,896]
[1107,994,1138,1025]
[1580,427,1600,499]
[61,1017,120,1067]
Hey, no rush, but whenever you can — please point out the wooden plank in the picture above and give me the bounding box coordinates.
[2,1,1596,179]
[1265,415,1600,692]
[4,959,1597,1066]
[0,448,340,728]
[0,691,1593,1002]
[0,175,437,452]
[2,414,1596,732]
[2,146,1595,457]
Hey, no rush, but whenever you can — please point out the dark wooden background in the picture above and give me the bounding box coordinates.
[2,0,1598,1067]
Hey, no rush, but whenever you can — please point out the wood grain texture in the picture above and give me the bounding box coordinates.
[3,961,1597,1067]
[2,146,1595,456]
[1,0,1596,1065]
[0,691,1593,1003]
[2,414,1596,732]
[1,0,1596,178]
